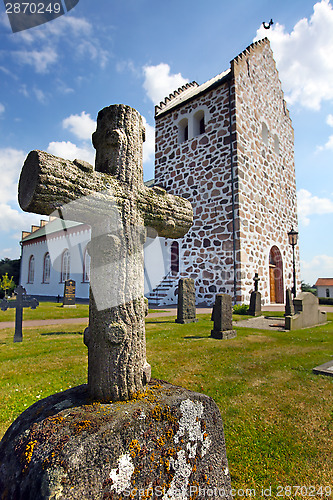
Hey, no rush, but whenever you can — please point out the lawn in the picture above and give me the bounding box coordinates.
[0,311,332,494]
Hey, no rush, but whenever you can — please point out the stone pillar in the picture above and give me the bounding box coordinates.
[211,294,237,339]
[175,278,198,324]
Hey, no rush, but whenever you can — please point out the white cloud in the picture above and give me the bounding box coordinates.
[62,112,96,141]
[142,117,155,164]
[143,63,188,105]
[47,141,95,165]
[255,0,333,110]
[301,255,333,284]
[0,148,26,204]
[0,103,4,115]
[0,148,40,242]
[14,48,58,73]
[327,114,333,127]
[297,188,333,225]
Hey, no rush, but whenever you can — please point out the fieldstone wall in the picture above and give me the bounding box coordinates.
[154,39,300,305]
[233,39,300,303]
[155,79,237,305]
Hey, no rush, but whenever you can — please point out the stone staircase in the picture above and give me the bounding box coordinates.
[146,273,179,307]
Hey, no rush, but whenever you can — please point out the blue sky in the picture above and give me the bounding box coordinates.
[0,0,332,285]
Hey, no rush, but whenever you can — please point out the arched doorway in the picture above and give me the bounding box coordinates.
[170,241,179,275]
[269,246,284,303]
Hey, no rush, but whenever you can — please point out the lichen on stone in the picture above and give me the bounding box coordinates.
[109,452,135,494]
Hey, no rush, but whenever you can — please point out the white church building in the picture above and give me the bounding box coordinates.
[19,39,300,306]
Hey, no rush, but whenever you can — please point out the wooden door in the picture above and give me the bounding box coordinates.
[269,265,276,303]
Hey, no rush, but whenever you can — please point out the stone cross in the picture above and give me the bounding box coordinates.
[0,285,39,342]
[253,272,260,292]
[18,104,193,402]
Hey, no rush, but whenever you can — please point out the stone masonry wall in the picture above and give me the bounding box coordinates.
[154,39,300,305]
[233,39,300,303]
[155,80,238,305]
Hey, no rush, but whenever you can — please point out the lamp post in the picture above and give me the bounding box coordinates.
[288,227,298,298]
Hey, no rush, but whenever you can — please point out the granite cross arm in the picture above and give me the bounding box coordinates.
[0,285,39,342]
[18,104,193,402]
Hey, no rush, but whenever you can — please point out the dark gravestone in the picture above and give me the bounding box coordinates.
[0,285,39,342]
[285,288,294,316]
[248,273,261,316]
[175,278,198,324]
[63,279,76,307]
[211,294,236,339]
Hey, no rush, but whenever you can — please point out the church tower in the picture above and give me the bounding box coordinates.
[154,38,300,305]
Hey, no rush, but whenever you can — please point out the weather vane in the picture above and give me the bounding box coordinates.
[262,19,274,30]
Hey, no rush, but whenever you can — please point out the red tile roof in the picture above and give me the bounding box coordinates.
[315,278,333,287]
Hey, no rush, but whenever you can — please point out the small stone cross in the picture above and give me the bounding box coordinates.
[253,273,260,292]
[18,104,193,401]
[0,285,39,342]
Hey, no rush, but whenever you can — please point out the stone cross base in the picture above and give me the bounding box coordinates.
[0,382,232,499]
[175,318,198,324]
[248,291,261,316]
[211,329,237,340]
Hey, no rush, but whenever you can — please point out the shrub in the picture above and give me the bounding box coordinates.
[233,303,249,315]
[319,297,333,306]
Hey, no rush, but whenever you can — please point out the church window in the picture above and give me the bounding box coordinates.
[28,255,34,283]
[61,249,70,282]
[194,110,205,137]
[178,118,189,143]
[83,247,90,282]
[42,253,51,283]
[326,288,330,298]
[273,134,280,155]
[262,122,269,146]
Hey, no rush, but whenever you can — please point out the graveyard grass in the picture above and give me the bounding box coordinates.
[0,311,332,492]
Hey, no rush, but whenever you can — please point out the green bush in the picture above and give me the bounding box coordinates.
[233,303,249,315]
[319,297,333,305]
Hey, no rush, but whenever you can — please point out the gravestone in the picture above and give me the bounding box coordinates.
[0,285,39,342]
[248,272,261,316]
[175,278,197,324]
[285,292,327,330]
[63,279,76,307]
[211,294,237,339]
[0,105,233,497]
[285,288,294,317]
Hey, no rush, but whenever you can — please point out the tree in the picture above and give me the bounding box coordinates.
[0,273,15,298]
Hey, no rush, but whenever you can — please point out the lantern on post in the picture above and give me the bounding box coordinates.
[288,227,298,298]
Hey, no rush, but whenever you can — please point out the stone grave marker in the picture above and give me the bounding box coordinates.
[285,288,294,317]
[63,279,76,307]
[211,293,237,339]
[0,105,232,498]
[0,285,39,342]
[285,292,327,330]
[175,277,198,324]
[248,272,261,316]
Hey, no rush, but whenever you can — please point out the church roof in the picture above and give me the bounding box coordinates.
[155,70,231,118]
[154,38,270,118]
[315,278,333,287]
[21,219,84,243]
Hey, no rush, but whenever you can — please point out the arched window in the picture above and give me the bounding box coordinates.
[193,110,205,136]
[83,248,90,282]
[262,122,269,146]
[326,288,330,298]
[273,134,280,155]
[43,253,51,283]
[61,249,70,282]
[170,241,179,275]
[178,118,189,144]
[28,255,34,283]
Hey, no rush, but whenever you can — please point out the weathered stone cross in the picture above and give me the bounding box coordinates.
[0,285,39,342]
[18,104,193,402]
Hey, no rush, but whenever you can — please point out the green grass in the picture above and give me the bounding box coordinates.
[0,312,333,492]
[0,301,89,322]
